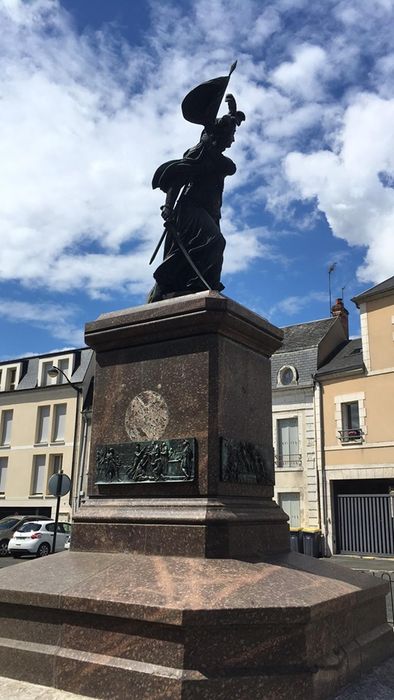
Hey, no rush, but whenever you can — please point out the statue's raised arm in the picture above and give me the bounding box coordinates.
[148,62,245,303]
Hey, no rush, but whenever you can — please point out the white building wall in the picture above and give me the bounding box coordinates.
[273,387,320,529]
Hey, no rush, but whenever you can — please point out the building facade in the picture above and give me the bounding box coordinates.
[0,348,92,527]
[316,277,394,555]
[271,312,348,535]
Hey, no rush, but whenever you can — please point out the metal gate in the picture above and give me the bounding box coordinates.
[337,494,394,555]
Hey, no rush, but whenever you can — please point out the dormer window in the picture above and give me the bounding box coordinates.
[39,354,73,387]
[278,365,298,387]
[6,368,16,391]
[0,364,20,392]
[57,358,70,383]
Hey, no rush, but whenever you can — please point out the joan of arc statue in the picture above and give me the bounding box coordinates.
[148,62,245,303]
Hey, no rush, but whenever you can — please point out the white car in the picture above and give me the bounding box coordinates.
[8,520,71,558]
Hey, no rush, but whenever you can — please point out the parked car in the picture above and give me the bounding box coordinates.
[0,514,52,557]
[8,520,71,558]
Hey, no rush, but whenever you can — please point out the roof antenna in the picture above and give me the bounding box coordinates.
[328,262,337,315]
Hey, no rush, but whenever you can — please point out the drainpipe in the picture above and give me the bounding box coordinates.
[70,389,80,511]
[76,410,90,510]
[313,375,329,556]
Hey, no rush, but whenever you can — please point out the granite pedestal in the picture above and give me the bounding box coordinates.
[0,292,391,699]
[74,291,289,558]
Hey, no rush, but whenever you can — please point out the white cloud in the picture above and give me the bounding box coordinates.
[0,0,392,339]
[269,291,327,317]
[223,227,276,274]
[285,93,394,283]
[0,298,84,345]
[246,7,281,48]
[264,103,324,139]
[270,44,330,101]
[0,0,197,296]
[0,0,293,305]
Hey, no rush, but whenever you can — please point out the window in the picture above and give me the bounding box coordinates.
[0,457,8,493]
[57,358,69,384]
[52,404,67,442]
[47,454,63,491]
[0,365,20,392]
[0,518,19,530]
[340,401,362,443]
[39,354,73,387]
[5,368,17,391]
[41,361,53,387]
[0,410,13,446]
[276,417,301,468]
[278,365,298,387]
[36,406,50,444]
[278,493,301,528]
[52,454,63,475]
[31,455,46,494]
[19,522,41,533]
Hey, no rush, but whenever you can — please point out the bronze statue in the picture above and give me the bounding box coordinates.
[148,62,245,303]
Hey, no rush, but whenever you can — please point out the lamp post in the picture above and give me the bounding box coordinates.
[47,366,82,517]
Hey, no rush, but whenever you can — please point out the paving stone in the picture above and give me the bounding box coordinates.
[0,677,94,700]
[334,656,394,699]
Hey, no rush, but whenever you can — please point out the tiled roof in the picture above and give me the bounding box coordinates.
[71,349,93,383]
[1,348,93,391]
[17,357,39,390]
[277,318,337,352]
[316,338,363,377]
[271,317,343,388]
[352,276,394,306]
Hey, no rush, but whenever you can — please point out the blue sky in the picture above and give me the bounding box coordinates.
[1,0,393,359]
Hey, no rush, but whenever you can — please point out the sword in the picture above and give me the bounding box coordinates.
[151,218,212,292]
[149,226,167,265]
[165,220,212,291]
[149,204,179,266]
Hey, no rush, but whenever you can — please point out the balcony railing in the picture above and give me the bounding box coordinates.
[275,454,302,469]
[339,428,364,444]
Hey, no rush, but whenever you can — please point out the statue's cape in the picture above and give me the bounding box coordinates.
[152,158,195,193]
[152,143,206,192]
[181,61,236,128]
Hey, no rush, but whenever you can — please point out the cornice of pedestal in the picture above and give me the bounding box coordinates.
[85,291,283,357]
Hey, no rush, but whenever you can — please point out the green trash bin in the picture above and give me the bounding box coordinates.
[289,527,303,553]
[302,528,321,557]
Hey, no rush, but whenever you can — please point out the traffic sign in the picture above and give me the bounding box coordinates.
[48,472,71,498]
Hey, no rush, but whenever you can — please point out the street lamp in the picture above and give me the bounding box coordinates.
[47,366,82,394]
[47,366,82,515]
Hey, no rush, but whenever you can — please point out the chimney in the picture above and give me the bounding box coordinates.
[331,298,349,339]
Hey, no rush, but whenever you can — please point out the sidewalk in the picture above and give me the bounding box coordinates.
[0,677,93,699]
[334,655,394,699]
[330,554,394,572]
